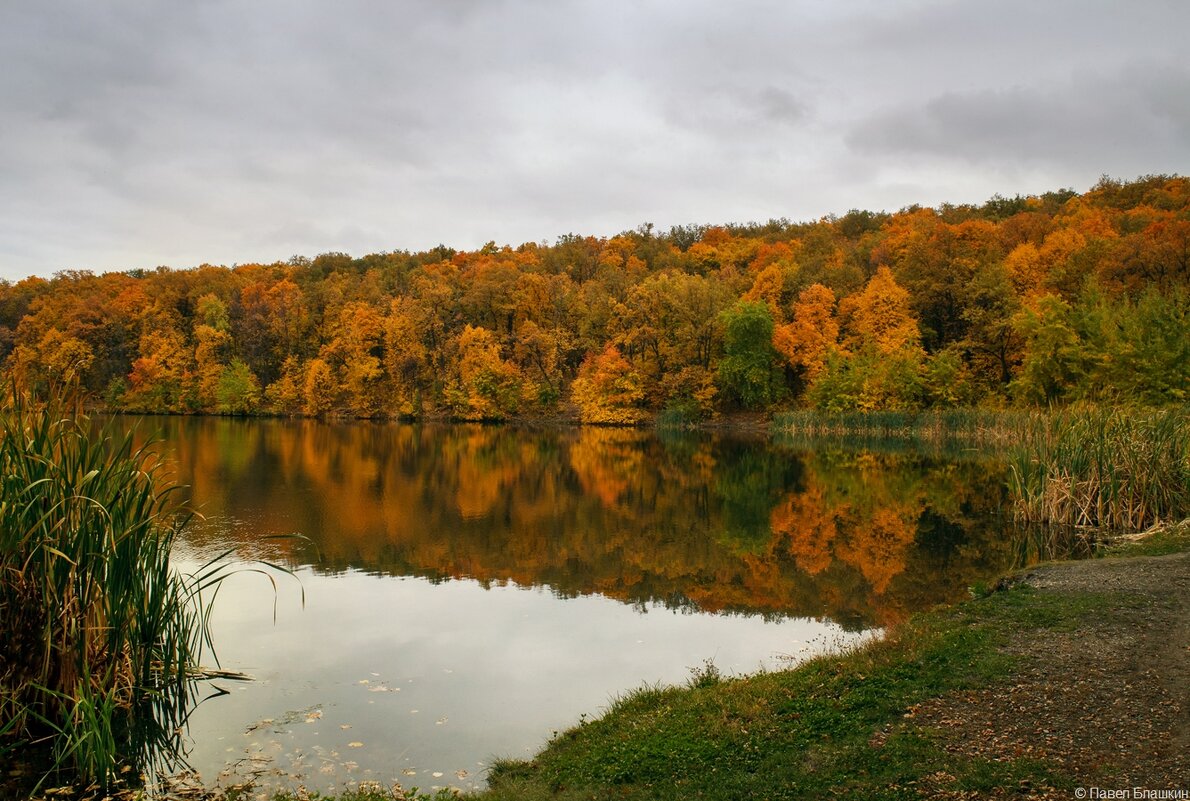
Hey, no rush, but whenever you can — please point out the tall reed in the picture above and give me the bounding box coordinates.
[771,408,1028,450]
[0,396,218,786]
[1007,406,1189,531]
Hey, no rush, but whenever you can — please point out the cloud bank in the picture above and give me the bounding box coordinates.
[1,0,1187,279]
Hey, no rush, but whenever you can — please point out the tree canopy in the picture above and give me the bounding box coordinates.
[2,175,1187,419]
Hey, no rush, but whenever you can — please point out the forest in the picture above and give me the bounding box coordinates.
[2,175,1187,421]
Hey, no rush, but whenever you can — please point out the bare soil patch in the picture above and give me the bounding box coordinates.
[911,552,1189,799]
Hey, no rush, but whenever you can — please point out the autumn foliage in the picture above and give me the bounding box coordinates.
[1,175,1187,419]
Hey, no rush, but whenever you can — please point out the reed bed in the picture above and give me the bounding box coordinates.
[771,409,1029,450]
[0,396,220,787]
[1007,406,1189,531]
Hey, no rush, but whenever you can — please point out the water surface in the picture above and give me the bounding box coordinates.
[120,418,1030,793]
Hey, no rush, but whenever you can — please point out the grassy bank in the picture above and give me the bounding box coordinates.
[473,597,1085,799]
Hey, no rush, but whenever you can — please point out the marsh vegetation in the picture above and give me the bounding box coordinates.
[0,398,224,791]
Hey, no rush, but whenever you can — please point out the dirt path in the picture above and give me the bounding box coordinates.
[912,551,1189,799]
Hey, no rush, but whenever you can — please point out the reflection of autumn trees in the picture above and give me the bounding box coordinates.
[130,418,1024,629]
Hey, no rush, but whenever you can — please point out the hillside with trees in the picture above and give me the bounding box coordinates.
[2,175,1187,420]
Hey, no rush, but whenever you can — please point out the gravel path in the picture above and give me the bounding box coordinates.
[911,552,1189,799]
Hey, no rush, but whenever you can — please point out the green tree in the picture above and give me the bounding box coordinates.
[808,346,925,413]
[215,359,261,414]
[1078,287,1189,404]
[717,301,780,408]
[1011,295,1086,405]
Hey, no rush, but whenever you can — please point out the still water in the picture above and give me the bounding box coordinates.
[119,417,1025,794]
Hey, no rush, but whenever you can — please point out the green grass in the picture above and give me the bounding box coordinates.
[0,395,225,788]
[466,586,1112,801]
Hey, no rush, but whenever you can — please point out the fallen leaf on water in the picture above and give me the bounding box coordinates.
[347,742,363,748]
[432,772,444,778]
[456,769,469,779]
[401,769,417,776]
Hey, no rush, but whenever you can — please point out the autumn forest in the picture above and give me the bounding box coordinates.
[3,175,1187,421]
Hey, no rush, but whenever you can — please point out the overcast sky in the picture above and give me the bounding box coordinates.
[1,0,1187,281]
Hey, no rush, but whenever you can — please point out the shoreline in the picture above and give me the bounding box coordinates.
[469,524,1189,801]
[17,524,1186,801]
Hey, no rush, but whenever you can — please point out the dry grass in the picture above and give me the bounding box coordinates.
[1007,406,1189,531]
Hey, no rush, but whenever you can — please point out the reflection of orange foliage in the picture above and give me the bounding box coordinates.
[834,505,917,595]
[770,483,839,576]
[568,427,646,508]
[448,428,526,520]
[122,417,1014,629]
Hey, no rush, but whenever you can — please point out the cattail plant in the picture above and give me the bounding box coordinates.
[1008,406,1189,531]
[0,394,225,787]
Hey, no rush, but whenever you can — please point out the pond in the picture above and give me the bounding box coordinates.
[115,417,1047,794]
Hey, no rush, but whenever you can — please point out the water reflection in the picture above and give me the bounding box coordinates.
[128,417,1023,628]
[101,417,1045,793]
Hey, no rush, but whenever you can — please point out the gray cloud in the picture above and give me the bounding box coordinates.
[847,64,1190,173]
[0,0,1188,279]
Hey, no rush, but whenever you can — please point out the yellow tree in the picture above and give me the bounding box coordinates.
[772,284,839,384]
[193,324,232,411]
[124,327,194,412]
[570,344,648,425]
[303,358,337,417]
[742,263,785,317]
[838,266,922,355]
[264,355,305,415]
[514,320,566,405]
[444,325,523,420]
[383,297,429,417]
[8,329,94,396]
[1003,243,1046,301]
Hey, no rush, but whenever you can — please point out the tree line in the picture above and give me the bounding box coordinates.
[2,174,1187,420]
